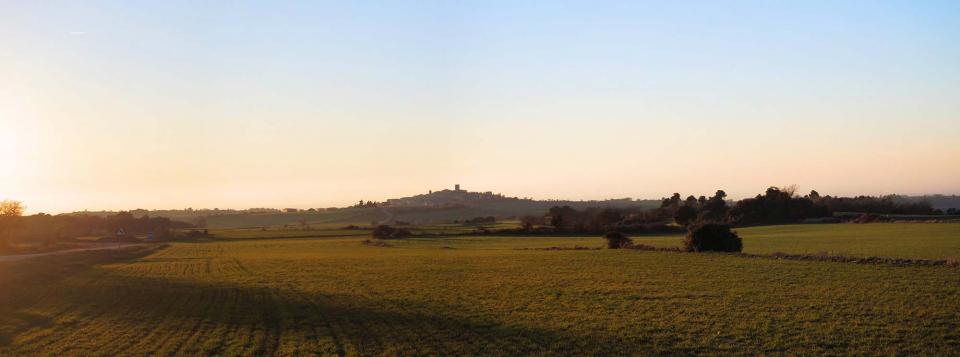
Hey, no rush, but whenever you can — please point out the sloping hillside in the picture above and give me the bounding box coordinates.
[66,187,663,229]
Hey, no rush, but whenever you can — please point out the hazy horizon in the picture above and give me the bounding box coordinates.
[3,1,959,214]
[13,184,960,215]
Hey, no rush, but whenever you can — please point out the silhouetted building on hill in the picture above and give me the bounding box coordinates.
[383,186,519,208]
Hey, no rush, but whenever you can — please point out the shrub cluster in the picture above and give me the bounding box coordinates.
[603,232,633,249]
[682,223,742,252]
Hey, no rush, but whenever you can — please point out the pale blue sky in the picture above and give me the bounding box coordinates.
[1,1,959,212]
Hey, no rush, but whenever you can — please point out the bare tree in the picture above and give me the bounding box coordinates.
[0,200,23,216]
[0,200,25,249]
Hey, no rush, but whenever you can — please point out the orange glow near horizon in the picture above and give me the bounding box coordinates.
[2,2,959,214]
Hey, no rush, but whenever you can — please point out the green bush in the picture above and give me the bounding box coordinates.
[603,232,633,249]
[682,223,742,252]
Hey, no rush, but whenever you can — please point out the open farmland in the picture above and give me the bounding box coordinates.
[202,209,387,229]
[631,223,960,260]
[2,225,959,355]
[207,223,960,260]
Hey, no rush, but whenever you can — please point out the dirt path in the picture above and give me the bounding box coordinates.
[0,243,148,263]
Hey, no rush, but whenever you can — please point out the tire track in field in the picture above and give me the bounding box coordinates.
[57,263,196,354]
[37,280,137,354]
[205,287,243,356]
[355,295,441,355]
[387,286,509,354]
[228,258,286,356]
[202,259,248,355]
[271,287,320,355]
[282,283,348,357]
[350,285,500,355]
[93,291,178,354]
[236,287,271,356]
[92,258,202,352]
[365,295,503,355]
[5,266,118,351]
[280,269,488,354]
[142,259,228,355]
[233,257,254,275]
[144,280,211,355]
[104,255,212,354]
[235,256,353,356]
[312,292,388,355]
[239,264,312,355]
[6,247,170,354]
[227,258,269,356]
[256,288,284,356]
[239,288,271,356]
[112,277,202,354]
[171,287,229,355]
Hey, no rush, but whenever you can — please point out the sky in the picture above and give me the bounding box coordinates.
[1,1,959,214]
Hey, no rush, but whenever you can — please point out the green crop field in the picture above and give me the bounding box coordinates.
[629,223,960,260]
[208,227,371,240]
[2,223,959,355]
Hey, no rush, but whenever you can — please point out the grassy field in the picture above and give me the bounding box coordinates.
[245,222,957,259]
[204,221,521,241]
[1,224,959,355]
[626,223,960,260]
[195,201,660,229]
[207,227,371,240]
[203,209,387,229]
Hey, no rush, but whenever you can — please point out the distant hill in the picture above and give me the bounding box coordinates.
[64,186,661,228]
[69,189,958,229]
[895,195,960,211]
[366,185,661,224]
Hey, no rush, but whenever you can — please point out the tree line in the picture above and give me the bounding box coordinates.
[0,201,193,250]
[542,187,944,234]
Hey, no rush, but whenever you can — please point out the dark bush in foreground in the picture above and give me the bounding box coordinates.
[372,225,411,239]
[603,232,633,249]
[683,223,742,252]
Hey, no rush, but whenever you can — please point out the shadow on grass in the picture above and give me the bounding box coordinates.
[0,245,166,347]
[4,272,659,355]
